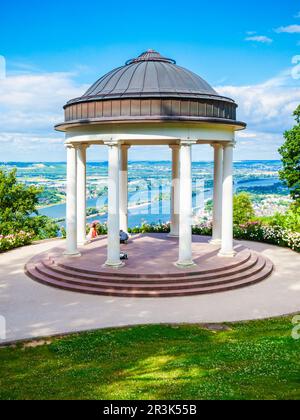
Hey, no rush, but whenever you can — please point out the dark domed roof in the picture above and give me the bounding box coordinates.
[57,50,246,131]
[67,50,223,104]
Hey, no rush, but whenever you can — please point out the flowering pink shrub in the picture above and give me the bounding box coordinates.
[63,220,300,255]
[128,221,300,253]
[129,222,171,234]
[193,222,213,236]
[233,222,300,252]
[0,231,34,253]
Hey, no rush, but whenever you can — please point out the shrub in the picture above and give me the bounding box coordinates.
[59,218,300,255]
[280,204,300,232]
[133,221,300,253]
[0,169,60,251]
[234,222,300,253]
[233,193,255,225]
[129,222,170,234]
[96,223,108,235]
[25,215,60,240]
[193,222,213,236]
[0,169,42,229]
[0,231,34,253]
[257,204,300,233]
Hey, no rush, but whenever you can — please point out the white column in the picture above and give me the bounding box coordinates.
[105,141,123,268]
[77,144,89,246]
[219,142,236,257]
[169,145,180,237]
[176,140,196,268]
[119,145,130,233]
[64,144,80,257]
[210,143,223,245]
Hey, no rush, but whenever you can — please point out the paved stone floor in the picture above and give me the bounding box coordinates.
[35,234,250,275]
[0,237,300,344]
[25,234,272,297]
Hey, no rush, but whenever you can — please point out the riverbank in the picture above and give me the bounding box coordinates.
[40,200,154,225]
[37,200,66,210]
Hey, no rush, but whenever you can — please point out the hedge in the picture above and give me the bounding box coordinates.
[0,231,34,253]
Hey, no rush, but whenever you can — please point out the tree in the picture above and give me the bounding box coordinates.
[279,105,300,206]
[205,199,213,213]
[0,169,59,238]
[233,192,255,225]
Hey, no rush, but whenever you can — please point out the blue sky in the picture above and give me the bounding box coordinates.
[0,0,300,161]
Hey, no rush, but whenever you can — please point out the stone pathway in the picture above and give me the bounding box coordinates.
[0,238,299,344]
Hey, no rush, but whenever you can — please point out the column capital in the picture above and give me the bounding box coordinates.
[104,140,120,147]
[120,144,131,150]
[223,141,236,149]
[66,143,89,151]
[169,144,181,151]
[77,143,90,151]
[65,143,77,150]
[180,139,197,146]
[210,142,224,149]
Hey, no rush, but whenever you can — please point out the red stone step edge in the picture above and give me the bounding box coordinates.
[40,253,259,285]
[25,259,273,298]
[47,249,252,279]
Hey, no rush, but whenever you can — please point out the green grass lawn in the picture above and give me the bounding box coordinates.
[0,316,299,400]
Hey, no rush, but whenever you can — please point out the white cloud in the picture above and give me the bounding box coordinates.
[234,131,285,159]
[245,35,273,44]
[216,68,300,158]
[0,72,86,111]
[0,65,299,161]
[276,24,300,33]
[0,132,66,161]
[217,71,300,132]
[0,71,88,159]
[237,132,258,139]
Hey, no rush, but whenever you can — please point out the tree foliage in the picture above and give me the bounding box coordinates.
[259,204,300,233]
[205,199,213,213]
[0,168,59,239]
[233,192,255,225]
[279,105,300,205]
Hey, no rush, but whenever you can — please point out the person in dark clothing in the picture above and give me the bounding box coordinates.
[120,230,129,244]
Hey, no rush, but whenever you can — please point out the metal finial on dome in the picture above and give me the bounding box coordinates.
[126,50,176,65]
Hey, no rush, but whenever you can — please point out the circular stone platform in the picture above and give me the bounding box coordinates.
[25,234,273,298]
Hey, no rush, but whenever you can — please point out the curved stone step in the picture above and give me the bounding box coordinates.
[25,259,273,298]
[40,252,259,285]
[34,256,265,291]
[50,248,252,279]
[34,255,265,290]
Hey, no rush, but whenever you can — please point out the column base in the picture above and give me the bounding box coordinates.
[209,238,222,246]
[175,260,197,269]
[168,233,179,238]
[63,251,81,258]
[218,250,237,258]
[104,261,125,269]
